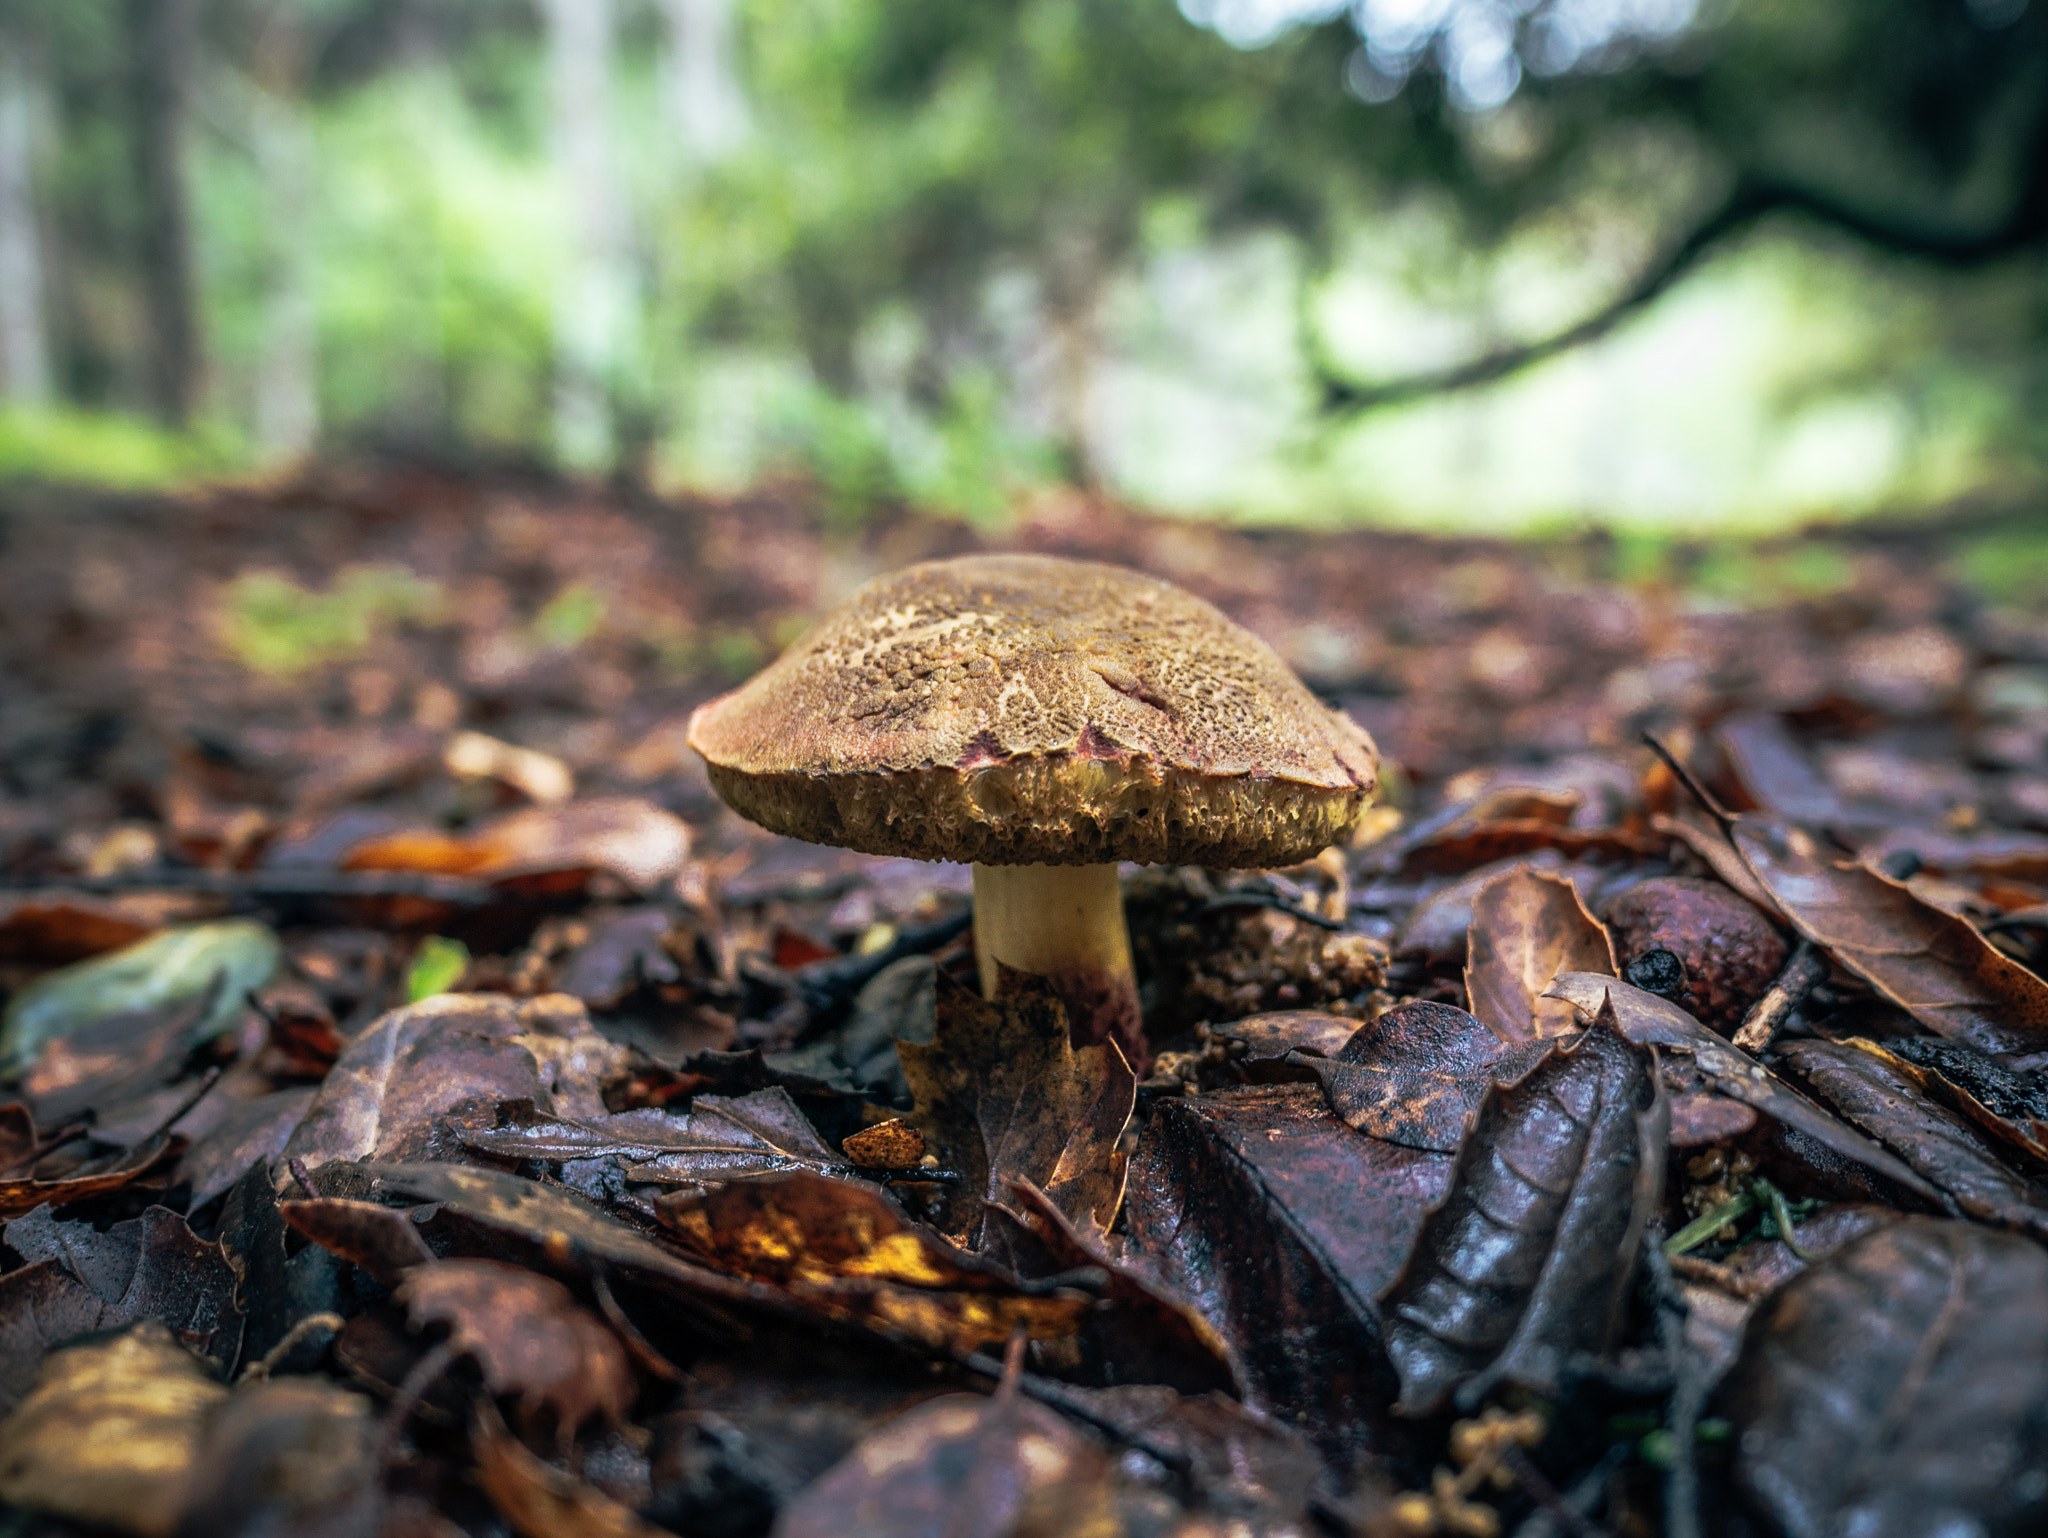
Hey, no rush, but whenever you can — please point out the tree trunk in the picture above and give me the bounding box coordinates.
[658,0,749,163]
[250,13,318,462]
[0,43,51,406]
[540,0,630,471]
[127,0,201,427]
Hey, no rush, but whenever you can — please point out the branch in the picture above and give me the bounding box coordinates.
[1313,184,1774,418]
[1315,136,2048,419]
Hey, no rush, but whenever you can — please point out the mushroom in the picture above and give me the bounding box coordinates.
[686,553,1379,1065]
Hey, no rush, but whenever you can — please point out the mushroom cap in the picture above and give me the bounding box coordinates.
[687,553,1379,867]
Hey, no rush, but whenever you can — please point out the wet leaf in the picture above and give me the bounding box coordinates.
[657,1170,1091,1354]
[1776,1040,2048,1242]
[1378,1007,1663,1415]
[1883,1033,2048,1160]
[398,1258,636,1437]
[0,1319,229,1538]
[172,1085,316,1209]
[0,920,279,1074]
[1546,972,1947,1203]
[459,1087,854,1186]
[1123,1084,1445,1458]
[555,907,680,1008]
[1211,1008,1360,1062]
[0,1132,180,1220]
[1722,1219,2048,1538]
[1298,999,1555,1153]
[282,992,621,1174]
[1731,818,2048,1056]
[472,1398,671,1538]
[773,1377,1120,1538]
[899,970,1134,1240]
[1464,866,1616,1041]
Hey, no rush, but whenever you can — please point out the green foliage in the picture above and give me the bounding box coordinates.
[406,936,472,1002]
[1950,526,2048,611]
[0,408,239,489]
[531,582,608,650]
[221,564,445,676]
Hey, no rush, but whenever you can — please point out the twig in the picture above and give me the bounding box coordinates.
[1510,1447,1629,1538]
[1500,1444,1615,1538]
[287,1156,320,1199]
[588,1266,683,1383]
[1732,939,1829,1054]
[959,1347,1193,1479]
[1641,732,1735,835]
[1200,892,1343,931]
[1645,1235,1702,1538]
[0,867,500,905]
[240,1311,347,1383]
[378,1337,459,1465]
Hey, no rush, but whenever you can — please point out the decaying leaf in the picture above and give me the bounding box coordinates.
[458,1087,854,1186]
[0,1130,180,1220]
[472,1398,670,1538]
[1723,1219,2048,1538]
[0,920,279,1075]
[1298,999,1554,1153]
[281,992,621,1175]
[1731,818,2048,1056]
[2,1204,244,1372]
[0,1320,228,1538]
[398,1258,636,1438]
[283,1194,437,1283]
[1464,866,1616,1041]
[1880,1034,2048,1162]
[1123,1084,1444,1458]
[1378,1007,1663,1415]
[899,971,1134,1240]
[1546,972,1947,1203]
[1776,1040,2048,1242]
[657,1170,1091,1354]
[842,1117,925,1170]
[773,1373,1120,1538]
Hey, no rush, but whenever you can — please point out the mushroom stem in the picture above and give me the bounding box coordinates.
[971,862,1145,1067]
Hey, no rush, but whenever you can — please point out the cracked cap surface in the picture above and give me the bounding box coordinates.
[687,553,1379,867]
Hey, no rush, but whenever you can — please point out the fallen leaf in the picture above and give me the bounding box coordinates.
[657,1171,1091,1354]
[458,1087,854,1186]
[1881,1033,2048,1159]
[472,1397,670,1538]
[444,728,575,804]
[772,1376,1120,1538]
[1123,1084,1445,1459]
[1298,999,1554,1153]
[899,970,1134,1240]
[0,891,185,965]
[1464,866,1615,1041]
[172,1086,316,1209]
[398,1258,635,1439]
[0,1319,228,1538]
[1545,972,1948,1204]
[1,1204,244,1372]
[0,1133,181,1221]
[0,1262,126,1412]
[343,796,691,896]
[555,907,681,1007]
[1209,1009,1361,1062]
[1722,1219,2048,1538]
[1731,818,2048,1056]
[177,1377,382,1538]
[281,992,623,1175]
[842,1117,925,1169]
[1378,1006,1663,1415]
[0,920,279,1075]
[283,1194,437,1283]
[1776,1040,2048,1242]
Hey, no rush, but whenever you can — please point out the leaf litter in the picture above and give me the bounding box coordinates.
[3,468,2048,1534]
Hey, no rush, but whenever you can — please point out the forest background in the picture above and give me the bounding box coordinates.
[2,0,2048,558]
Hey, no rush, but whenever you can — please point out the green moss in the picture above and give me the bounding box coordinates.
[221,564,445,675]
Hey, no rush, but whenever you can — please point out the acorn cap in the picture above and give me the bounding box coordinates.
[687,554,1378,868]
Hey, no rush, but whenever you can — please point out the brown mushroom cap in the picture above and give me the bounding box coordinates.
[687,553,1379,867]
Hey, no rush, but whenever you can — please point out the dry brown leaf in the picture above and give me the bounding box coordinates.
[1463,866,1616,1041]
[1732,819,2048,1057]
[899,970,1134,1241]
[0,1320,227,1538]
[471,1398,668,1538]
[342,796,689,895]
[397,1259,635,1439]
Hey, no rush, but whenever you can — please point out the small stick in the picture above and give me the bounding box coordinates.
[378,1337,459,1464]
[1200,892,1344,931]
[1642,732,1736,835]
[0,867,500,905]
[959,1347,1192,1478]
[240,1311,347,1383]
[286,1156,321,1200]
[1500,1444,1616,1538]
[588,1266,684,1383]
[1732,939,1828,1054]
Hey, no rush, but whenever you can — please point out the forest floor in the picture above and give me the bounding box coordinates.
[1,462,2046,1538]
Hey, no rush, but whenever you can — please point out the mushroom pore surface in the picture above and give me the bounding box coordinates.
[687,553,1378,868]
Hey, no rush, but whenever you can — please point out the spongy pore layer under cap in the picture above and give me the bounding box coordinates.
[686,553,1380,867]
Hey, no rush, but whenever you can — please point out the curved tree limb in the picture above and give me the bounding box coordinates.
[1314,137,2048,419]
